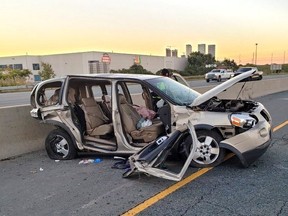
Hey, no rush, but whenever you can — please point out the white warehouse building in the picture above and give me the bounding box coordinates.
[0,51,188,82]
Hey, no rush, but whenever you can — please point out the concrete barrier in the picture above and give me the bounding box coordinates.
[0,78,287,160]
[194,78,288,99]
[0,105,53,160]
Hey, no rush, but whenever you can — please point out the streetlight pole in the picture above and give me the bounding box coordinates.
[255,43,258,65]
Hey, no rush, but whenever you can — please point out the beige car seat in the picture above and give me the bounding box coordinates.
[46,88,60,106]
[142,89,154,110]
[101,95,112,120]
[81,97,113,136]
[118,94,164,142]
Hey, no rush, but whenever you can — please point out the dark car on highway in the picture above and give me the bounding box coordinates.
[234,67,263,81]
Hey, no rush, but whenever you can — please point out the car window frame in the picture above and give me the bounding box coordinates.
[35,79,65,108]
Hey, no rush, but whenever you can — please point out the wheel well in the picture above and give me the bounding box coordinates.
[45,120,78,149]
[211,128,224,140]
[194,125,224,140]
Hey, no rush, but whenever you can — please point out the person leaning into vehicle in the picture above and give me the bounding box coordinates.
[160,68,171,77]
[158,68,171,90]
[156,68,171,108]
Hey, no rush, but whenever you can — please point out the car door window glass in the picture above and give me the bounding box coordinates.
[91,85,102,100]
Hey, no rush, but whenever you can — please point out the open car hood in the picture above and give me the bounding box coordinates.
[191,69,255,106]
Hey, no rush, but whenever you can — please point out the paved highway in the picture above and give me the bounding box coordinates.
[0,91,287,215]
[0,74,287,108]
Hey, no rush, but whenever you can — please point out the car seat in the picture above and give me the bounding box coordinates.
[81,97,113,136]
[118,94,164,143]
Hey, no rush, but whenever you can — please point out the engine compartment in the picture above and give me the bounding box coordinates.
[196,97,258,112]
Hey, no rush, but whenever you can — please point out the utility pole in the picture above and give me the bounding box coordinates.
[255,43,258,65]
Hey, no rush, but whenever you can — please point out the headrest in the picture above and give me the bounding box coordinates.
[102,95,111,103]
[119,94,127,104]
[54,88,60,94]
[68,88,76,104]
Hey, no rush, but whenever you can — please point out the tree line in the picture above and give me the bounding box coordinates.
[0,62,55,86]
[183,52,238,76]
[111,52,238,76]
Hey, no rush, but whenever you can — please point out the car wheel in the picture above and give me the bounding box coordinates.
[258,75,263,80]
[45,129,77,160]
[206,79,210,83]
[178,130,226,168]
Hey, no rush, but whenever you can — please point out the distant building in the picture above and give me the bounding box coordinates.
[166,48,172,57]
[171,49,178,57]
[208,44,216,58]
[186,44,192,57]
[198,44,206,54]
[0,51,187,82]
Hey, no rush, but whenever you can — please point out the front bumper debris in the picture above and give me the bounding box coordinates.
[220,120,271,167]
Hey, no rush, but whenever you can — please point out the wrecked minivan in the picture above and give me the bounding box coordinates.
[30,70,271,168]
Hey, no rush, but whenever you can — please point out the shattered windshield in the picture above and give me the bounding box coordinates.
[147,77,200,106]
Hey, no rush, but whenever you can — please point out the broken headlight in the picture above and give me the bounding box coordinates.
[230,113,257,129]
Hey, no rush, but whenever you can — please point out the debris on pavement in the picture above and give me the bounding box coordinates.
[78,158,102,165]
[111,156,130,169]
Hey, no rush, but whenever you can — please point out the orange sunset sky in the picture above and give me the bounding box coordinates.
[1,0,288,65]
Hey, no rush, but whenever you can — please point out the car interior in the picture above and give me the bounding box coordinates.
[118,93,164,143]
[61,78,166,151]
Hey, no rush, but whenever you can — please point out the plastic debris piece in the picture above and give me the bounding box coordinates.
[114,156,127,161]
[39,167,44,172]
[55,160,60,162]
[94,158,102,163]
[78,159,95,165]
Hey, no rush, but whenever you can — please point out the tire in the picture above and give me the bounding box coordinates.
[258,75,262,80]
[45,129,77,160]
[206,79,210,83]
[178,130,226,168]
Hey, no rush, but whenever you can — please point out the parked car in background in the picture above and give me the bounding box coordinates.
[205,69,234,82]
[234,67,263,81]
[170,72,190,87]
[30,70,271,168]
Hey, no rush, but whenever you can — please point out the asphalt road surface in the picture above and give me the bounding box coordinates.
[0,91,287,216]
